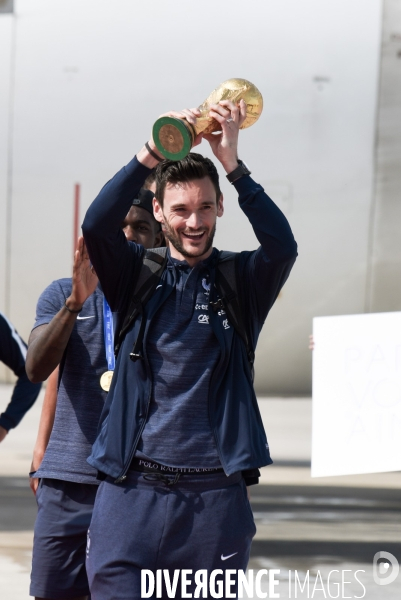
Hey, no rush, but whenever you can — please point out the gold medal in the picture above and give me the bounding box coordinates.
[100,370,114,392]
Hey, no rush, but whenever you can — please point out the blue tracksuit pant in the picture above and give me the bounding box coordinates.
[86,469,256,599]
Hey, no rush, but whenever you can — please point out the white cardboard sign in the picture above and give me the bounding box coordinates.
[312,312,401,477]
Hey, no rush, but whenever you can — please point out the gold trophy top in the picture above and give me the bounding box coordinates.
[194,78,263,135]
[153,78,263,160]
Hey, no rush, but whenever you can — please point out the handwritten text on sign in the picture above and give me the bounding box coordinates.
[312,312,401,477]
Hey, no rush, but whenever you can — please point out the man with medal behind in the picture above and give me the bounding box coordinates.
[25,181,163,600]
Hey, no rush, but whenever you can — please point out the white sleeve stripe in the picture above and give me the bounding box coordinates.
[0,311,27,361]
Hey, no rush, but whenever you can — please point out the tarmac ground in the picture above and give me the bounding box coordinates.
[0,385,400,599]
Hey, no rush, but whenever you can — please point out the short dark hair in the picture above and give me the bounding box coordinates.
[155,153,221,207]
[143,171,156,190]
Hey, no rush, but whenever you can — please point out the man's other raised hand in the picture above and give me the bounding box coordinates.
[203,99,247,173]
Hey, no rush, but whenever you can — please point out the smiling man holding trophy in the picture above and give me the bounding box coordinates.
[82,79,297,599]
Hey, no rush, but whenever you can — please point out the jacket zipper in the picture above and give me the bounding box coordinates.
[114,273,173,483]
[114,314,155,483]
[207,283,229,476]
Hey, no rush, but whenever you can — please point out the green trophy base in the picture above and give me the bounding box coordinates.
[152,116,195,161]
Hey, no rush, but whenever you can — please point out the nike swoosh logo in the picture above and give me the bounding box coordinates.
[156,285,162,290]
[221,552,238,561]
[76,316,95,320]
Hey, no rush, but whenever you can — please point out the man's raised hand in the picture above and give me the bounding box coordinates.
[203,99,247,173]
[66,237,98,311]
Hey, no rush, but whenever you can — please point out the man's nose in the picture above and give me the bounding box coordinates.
[123,226,136,242]
[186,212,202,229]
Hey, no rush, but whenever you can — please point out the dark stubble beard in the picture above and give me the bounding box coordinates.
[162,218,216,260]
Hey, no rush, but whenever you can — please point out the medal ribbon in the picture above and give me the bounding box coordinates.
[103,297,115,371]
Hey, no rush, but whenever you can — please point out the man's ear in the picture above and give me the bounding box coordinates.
[217,193,224,218]
[153,197,164,224]
[153,229,165,248]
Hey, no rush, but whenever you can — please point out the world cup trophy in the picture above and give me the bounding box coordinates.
[152,78,263,161]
